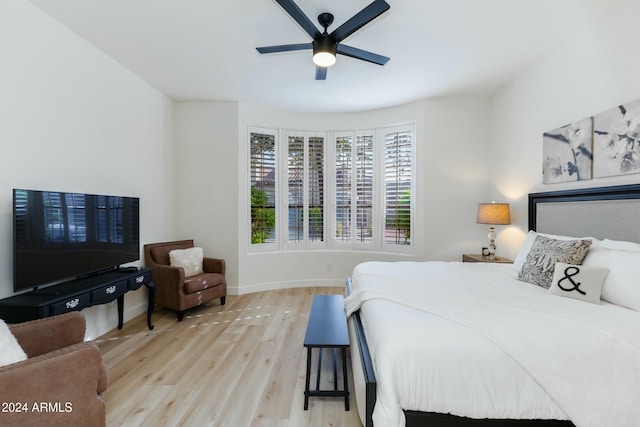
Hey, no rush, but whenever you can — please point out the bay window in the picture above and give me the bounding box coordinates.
[248,124,414,253]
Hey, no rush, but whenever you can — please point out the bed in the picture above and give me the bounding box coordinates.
[346,184,640,427]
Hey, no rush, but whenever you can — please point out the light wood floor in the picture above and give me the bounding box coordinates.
[96,287,362,427]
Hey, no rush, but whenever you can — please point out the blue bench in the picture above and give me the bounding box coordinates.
[303,294,350,410]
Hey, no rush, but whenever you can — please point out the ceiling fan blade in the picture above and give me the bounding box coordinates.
[315,66,328,80]
[329,0,390,43]
[256,43,312,54]
[275,0,321,39]
[337,44,389,66]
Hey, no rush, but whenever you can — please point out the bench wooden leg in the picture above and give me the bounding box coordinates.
[303,346,350,411]
[304,347,312,410]
[333,348,338,391]
[342,347,350,411]
[316,348,323,391]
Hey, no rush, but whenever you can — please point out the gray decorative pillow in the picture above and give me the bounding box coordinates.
[517,235,592,288]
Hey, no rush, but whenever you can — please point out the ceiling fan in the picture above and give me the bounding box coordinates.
[256,0,390,80]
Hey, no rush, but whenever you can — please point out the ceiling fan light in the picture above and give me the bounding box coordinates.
[313,51,336,67]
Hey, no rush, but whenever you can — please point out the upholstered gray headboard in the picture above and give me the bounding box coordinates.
[528,184,640,244]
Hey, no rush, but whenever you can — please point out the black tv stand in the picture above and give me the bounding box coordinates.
[30,288,63,296]
[0,268,155,330]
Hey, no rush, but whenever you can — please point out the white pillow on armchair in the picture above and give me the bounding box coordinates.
[169,247,204,277]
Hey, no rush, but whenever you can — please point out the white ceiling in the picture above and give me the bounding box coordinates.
[29,0,606,113]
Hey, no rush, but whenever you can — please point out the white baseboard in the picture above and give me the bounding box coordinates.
[227,278,346,295]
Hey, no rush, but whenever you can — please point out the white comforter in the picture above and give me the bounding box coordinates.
[344,261,640,427]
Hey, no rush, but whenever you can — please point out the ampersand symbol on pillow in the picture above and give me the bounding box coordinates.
[557,266,586,295]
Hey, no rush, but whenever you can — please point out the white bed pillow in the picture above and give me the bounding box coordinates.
[169,247,204,277]
[517,235,592,288]
[548,262,608,304]
[513,231,600,271]
[513,231,538,270]
[0,319,27,367]
[582,247,640,311]
[600,238,640,252]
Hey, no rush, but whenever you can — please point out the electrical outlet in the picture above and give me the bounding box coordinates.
[327,263,333,271]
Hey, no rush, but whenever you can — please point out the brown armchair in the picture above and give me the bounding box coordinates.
[0,312,108,427]
[144,239,227,321]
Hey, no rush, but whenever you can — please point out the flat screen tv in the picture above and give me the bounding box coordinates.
[13,188,140,293]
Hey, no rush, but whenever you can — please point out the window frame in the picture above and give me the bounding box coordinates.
[248,126,279,253]
[331,129,378,251]
[284,130,327,251]
[247,123,415,254]
[381,125,415,254]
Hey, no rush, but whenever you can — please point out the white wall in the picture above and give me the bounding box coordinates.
[173,102,240,289]
[172,97,492,295]
[421,97,493,260]
[0,0,175,339]
[490,0,640,259]
[230,97,491,293]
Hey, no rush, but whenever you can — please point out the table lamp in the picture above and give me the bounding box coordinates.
[476,202,511,259]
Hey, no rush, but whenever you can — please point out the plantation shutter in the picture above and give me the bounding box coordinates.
[308,136,324,243]
[355,133,374,244]
[384,130,412,245]
[335,135,352,242]
[250,131,277,245]
[288,135,304,242]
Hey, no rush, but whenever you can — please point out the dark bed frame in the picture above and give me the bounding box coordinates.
[349,183,640,427]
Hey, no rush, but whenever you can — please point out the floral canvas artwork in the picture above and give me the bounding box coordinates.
[593,100,640,178]
[542,117,593,184]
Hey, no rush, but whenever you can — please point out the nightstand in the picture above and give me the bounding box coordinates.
[462,254,513,264]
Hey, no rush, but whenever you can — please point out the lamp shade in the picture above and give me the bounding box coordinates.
[476,203,511,225]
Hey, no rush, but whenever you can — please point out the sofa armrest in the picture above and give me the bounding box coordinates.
[0,342,108,427]
[151,264,186,296]
[203,257,226,275]
[9,312,86,358]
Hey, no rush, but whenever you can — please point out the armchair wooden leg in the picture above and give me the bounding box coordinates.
[220,296,226,306]
[177,311,185,321]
